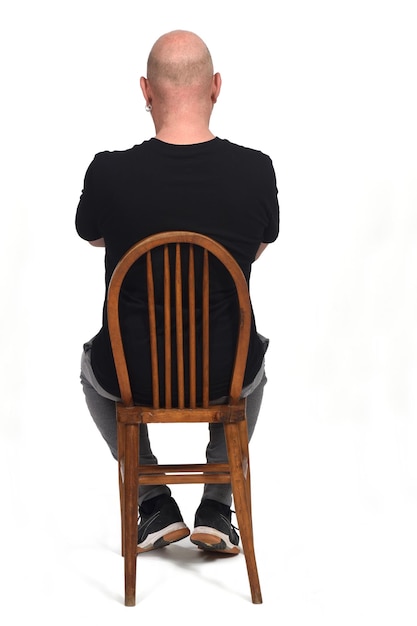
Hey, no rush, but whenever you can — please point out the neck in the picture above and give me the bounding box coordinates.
[154,126,215,145]
[151,105,215,145]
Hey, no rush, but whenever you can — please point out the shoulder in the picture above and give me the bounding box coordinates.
[88,141,152,170]
[218,138,272,159]
[217,139,276,182]
[218,138,274,169]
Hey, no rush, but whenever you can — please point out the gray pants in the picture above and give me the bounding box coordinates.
[80,343,266,507]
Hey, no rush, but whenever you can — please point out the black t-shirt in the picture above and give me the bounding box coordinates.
[76,137,279,403]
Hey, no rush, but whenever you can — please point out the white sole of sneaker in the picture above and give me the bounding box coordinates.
[190,526,240,555]
[137,522,190,553]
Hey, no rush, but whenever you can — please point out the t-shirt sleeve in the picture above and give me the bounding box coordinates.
[75,152,108,241]
[261,156,280,243]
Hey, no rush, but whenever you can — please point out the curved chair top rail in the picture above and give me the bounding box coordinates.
[107,231,252,407]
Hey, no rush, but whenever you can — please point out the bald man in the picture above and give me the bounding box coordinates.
[76,30,279,555]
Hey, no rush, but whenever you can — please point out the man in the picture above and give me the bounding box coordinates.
[76,30,279,555]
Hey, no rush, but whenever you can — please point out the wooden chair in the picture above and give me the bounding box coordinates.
[107,231,262,605]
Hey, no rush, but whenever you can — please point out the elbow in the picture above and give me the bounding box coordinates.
[89,238,105,247]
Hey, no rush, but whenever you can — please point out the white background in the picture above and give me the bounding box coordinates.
[1,0,416,624]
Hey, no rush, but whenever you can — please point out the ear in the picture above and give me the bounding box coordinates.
[211,72,222,104]
[140,76,152,107]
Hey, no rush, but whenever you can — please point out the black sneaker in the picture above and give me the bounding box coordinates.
[190,498,240,555]
[137,494,190,553]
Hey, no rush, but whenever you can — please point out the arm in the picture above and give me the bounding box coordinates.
[255,242,268,260]
[255,154,279,260]
[76,153,109,245]
[89,238,105,247]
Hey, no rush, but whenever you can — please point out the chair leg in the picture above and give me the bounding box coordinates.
[117,421,126,557]
[238,419,253,526]
[123,424,139,606]
[224,422,262,604]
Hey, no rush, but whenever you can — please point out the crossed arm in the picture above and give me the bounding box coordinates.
[89,238,106,247]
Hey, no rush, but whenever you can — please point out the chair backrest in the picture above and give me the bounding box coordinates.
[107,231,252,410]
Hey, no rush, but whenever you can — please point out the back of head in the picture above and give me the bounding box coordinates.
[147,30,214,97]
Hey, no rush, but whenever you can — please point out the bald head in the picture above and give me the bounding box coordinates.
[140,30,221,143]
[147,30,214,91]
